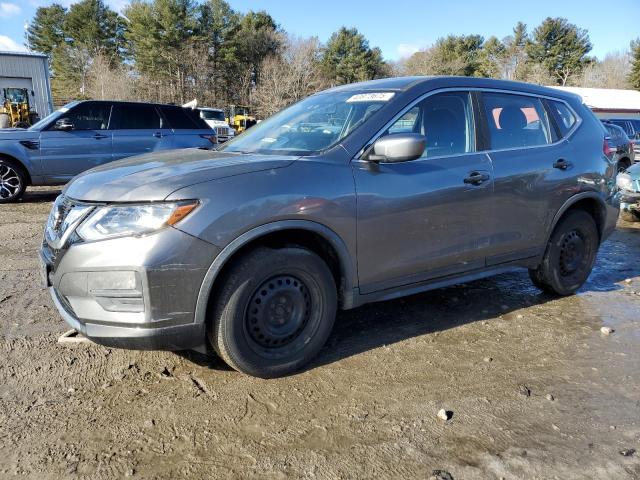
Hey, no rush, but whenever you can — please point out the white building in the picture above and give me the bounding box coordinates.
[0,51,53,120]
[550,86,640,120]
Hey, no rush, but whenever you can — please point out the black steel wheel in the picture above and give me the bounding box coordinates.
[209,247,337,378]
[529,210,599,295]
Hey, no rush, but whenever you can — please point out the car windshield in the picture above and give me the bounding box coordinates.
[201,110,225,121]
[219,91,395,156]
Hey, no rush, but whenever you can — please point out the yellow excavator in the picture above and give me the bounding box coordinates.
[0,88,33,128]
[226,105,257,134]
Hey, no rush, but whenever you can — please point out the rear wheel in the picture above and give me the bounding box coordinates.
[0,159,27,203]
[208,247,337,378]
[529,210,599,295]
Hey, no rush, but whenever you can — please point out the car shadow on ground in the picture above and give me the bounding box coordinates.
[20,188,61,204]
[183,231,640,375]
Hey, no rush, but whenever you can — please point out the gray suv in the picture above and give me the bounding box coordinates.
[41,77,619,378]
[0,100,216,202]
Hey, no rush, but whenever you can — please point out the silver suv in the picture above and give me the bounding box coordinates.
[0,100,216,202]
[41,77,619,378]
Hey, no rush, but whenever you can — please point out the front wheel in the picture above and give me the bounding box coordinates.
[529,210,599,296]
[0,159,27,203]
[208,247,337,378]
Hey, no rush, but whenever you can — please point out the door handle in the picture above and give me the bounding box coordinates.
[93,133,108,140]
[153,132,164,138]
[553,159,572,170]
[463,171,490,185]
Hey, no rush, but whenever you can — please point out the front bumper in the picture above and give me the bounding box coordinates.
[42,226,220,350]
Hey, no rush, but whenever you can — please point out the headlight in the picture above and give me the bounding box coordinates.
[616,173,633,191]
[76,201,198,241]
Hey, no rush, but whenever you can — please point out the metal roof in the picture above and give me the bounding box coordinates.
[550,86,640,112]
[0,50,48,59]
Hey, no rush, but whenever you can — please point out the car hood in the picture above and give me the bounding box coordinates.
[0,129,39,140]
[64,148,297,202]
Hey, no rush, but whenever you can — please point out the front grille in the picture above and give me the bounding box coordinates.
[215,126,229,136]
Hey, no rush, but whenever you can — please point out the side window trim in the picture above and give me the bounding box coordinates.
[355,87,582,161]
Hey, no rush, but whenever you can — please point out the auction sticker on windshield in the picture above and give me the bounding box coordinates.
[346,92,395,103]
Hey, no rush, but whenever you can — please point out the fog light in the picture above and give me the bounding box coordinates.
[95,296,144,313]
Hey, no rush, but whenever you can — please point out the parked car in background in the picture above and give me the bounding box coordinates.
[41,77,619,378]
[602,121,635,172]
[601,118,640,156]
[198,107,235,142]
[0,100,216,203]
[616,162,640,221]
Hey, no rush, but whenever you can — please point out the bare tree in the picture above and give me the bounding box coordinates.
[253,35,325,118]
[577,51,630,88]
[86,52,133,100]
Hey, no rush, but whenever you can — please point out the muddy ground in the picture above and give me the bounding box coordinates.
[0,187,639,479]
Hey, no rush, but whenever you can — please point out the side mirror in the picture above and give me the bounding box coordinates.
[54,118,74,131]
[365,133,426,163]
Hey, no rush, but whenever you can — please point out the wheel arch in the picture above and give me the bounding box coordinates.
[193,220,357,326]
[0,152,32,185]
[547,192,607,243]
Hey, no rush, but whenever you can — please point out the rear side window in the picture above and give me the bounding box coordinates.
[385,91,475,158]
[161,106,209,130]
[482,92,553,150]
[547,100,577,137]
[111,104,162,130]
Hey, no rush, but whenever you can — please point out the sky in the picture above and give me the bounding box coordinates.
[0,0,637,61]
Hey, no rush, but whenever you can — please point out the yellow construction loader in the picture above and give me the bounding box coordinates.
[226,105,257,134]
[0,88,33,128]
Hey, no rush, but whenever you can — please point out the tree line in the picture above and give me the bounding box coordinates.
[25,0,640,117]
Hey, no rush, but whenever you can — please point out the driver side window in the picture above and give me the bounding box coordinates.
[57,102,111,131]
[385,92,475,158]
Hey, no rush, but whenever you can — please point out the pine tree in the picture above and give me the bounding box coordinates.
[629,39,640,90]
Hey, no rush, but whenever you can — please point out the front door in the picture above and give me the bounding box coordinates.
[353,91,495,294]
[39,101,113,180]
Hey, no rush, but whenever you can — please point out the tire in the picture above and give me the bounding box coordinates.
[528,210,599,296]
[208,247,337,378]
[0,158,27,203]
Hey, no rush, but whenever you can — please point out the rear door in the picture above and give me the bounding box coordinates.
[481,92,579,264]
[159,105,215,149]
[353,91,495,293]
[111,103,173,161]
[39,101,113,179]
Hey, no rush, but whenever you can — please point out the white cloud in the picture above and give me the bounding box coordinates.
[0,2,20,18]
[0,35,27,52]
[397,43,423,59]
